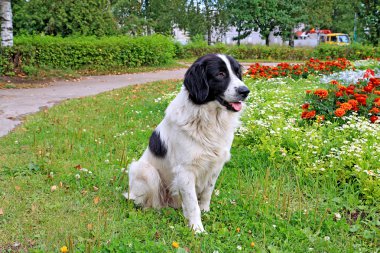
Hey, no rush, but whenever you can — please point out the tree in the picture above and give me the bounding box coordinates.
[12,0,118,37]
[1,0,13,47]
[227,0,255,45]
[277,0,308,47]
[228,0,285,46]
[112,0,147,35]
[358,0,380,45]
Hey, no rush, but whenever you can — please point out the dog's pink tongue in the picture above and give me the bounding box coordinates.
[230,102,242,111]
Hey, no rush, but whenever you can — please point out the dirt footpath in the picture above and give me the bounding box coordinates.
[0,68,187,138]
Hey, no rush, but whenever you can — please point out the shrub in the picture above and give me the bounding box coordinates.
[0,35,176,75]
[177,42,380,61]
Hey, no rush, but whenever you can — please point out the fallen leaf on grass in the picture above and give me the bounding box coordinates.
[51,185,57,192]
[0,208,3,215]
[15,186,21,191]
[87,223,93,230]
[93,196,100,205]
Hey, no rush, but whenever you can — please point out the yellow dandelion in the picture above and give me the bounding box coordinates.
[250,242,255,247]
[172,241,179,248]
[60,246,68,253]
[236,227,241,233]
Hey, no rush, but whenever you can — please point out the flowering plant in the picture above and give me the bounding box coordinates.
[245,58,353,80]
[301,70,380,123]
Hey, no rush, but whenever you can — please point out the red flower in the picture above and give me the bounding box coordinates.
[370,115,379,123]
[363,69,375,78]
[335,91,343,97]
[302,103,310,110]
[354,94,368,106]
[363,85,374,93]
[301,110,316,119]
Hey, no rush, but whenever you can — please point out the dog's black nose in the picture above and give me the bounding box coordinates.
[237,86,250,98]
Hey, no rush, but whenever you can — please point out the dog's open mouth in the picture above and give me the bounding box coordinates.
[217,97,243,112]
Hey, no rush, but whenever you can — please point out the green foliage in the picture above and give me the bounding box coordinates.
[312,44,380,60]
[0,35,175,75]
[177,42,380,60]
[12,0,119,37]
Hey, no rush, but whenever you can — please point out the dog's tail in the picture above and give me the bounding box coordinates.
[124,160,163,208]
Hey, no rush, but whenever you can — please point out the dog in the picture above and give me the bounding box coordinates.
[124,54,250,232]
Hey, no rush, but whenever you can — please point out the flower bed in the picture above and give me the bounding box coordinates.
[245,58,353,80]
[301,71,380,123]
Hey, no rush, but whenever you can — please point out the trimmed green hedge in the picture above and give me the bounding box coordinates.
[0,35,175,75]
[1,36,379,76]
[177,42,380,61]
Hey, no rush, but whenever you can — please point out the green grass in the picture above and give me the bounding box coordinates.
[0,76,379,252]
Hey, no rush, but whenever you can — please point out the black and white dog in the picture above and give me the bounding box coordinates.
[124,54,250,232]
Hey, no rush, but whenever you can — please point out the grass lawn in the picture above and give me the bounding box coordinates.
[0,75,379,252]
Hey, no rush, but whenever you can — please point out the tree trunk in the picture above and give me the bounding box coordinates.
[289,31,295,47]
[265,34,270,46]
[1,0,13,47]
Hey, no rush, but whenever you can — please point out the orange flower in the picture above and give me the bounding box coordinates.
[335,108,346,117]
[347,99,359,107]
[374,91,380,95]
[306,90,312,94]
[330,80,339,85]
[316,115,325,122]
[335,91,343,97]
[172,241,180,248]
[370,107,380,114]
[340,102,353,111]
[314,89,329,99]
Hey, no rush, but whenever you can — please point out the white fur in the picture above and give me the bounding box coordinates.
[125,54,247,233]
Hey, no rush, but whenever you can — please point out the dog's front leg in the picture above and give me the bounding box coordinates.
[199,163,223,212]
[175,168,205,233]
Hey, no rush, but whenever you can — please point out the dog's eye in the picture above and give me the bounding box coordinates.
[217,72,226,78]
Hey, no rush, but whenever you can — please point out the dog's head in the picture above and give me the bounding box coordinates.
[184,54,250,112]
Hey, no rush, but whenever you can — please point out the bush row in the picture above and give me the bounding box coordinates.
[176,41,380,61]
[1,36,380,76]
[0,35,175,75]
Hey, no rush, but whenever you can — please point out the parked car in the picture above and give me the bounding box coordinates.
[319,33,350,45]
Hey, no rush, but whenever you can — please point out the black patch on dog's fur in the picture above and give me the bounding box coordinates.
[149,130,167,158]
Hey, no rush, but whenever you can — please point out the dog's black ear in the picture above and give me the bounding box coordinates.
[184,63,209,104]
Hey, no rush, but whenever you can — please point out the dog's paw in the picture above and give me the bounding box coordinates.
[190,222,205,234]
[122,192,134,200]
[199,204,210,212]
